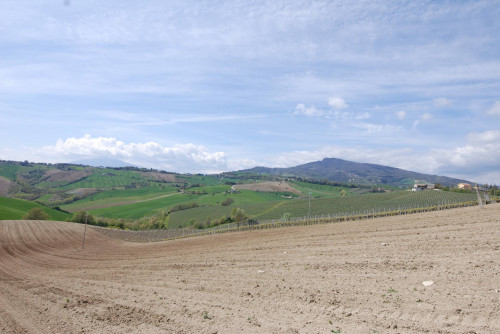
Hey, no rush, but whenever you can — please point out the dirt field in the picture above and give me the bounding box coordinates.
[234,181,302,195]
[1,204,499,333]
[43,169,91,183]
[140,172,178,183]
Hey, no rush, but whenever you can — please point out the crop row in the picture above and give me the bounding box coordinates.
[92,199,480,243]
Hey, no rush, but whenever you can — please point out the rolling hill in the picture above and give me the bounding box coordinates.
[239,157,470,187]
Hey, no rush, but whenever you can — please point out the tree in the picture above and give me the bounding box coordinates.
[70,211,95,224]
[221,197,234,206]
[231,208,246,225]
[280,212,292,222]
[23,207,49,220]
[340,189,347,197]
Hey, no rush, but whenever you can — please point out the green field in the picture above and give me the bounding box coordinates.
[58,169,146,189]
[83,187,286,220]
[61,187,180,212]
[0,197,71,221]
[168,190,478,227]
[290,181,370,198]
[0,163,20,180]
[0,160,483,230]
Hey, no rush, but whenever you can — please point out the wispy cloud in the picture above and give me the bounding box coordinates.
[1,1,499,182]
[433,97,453,108]
[395,111,406,120]
[487,101,500,117]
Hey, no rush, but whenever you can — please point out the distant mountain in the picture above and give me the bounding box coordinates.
[238,157,470,188]
[71,158,138,168]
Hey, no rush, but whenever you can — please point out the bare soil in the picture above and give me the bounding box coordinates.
[1,204,499,333]
[140,172,178,183]
[234,181,302,195]
[66,188,98,196]
[0,176,11,196]
[43,169,91,183]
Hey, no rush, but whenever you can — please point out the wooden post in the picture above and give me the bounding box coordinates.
[475,184,483,208]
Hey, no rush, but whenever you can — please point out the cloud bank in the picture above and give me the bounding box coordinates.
[38,135,228,173]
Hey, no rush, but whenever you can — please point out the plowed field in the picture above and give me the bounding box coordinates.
[1,204,499,333]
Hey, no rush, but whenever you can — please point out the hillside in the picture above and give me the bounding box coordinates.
[240,157,470,187]
[0,197,70,221]
[0,159,482,228]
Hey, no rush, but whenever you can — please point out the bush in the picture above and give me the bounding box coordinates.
[23,207,49,220]
[221,197,234,206]
[231,208,246,223]
[247,218,259,225]
[70,211,95,224]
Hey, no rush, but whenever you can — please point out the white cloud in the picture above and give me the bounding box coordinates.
[327,97,349,110]
[421,113,432,121]
[395,111,406,120]
[294,103,325,116]
[37,135,228,173]
[433,97,453,108]
[486,101,500,117]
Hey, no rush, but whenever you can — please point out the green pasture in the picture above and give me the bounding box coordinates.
[58,168,145,190]
[0,163,20,180]
[290,181,369,198]
[87,192,194,219]
[85,186,286,220]
[0,197,71,221]
[61,187,179,212]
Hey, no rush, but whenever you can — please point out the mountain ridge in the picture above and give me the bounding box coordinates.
[237,157,470,187]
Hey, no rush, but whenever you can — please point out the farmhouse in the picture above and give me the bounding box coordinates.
[458,183,473,190]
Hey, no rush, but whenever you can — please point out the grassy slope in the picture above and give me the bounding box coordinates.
[0,197,71,221]
[58,168,145,190]
[85,188,285,220]
[61,187,179,212]
[168,190,478,227]
[0,164,20,180]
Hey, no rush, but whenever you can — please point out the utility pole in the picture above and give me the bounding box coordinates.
[308,192,312,219]
[82,212,88,249]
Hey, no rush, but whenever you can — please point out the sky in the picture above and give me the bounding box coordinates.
[1,0,499,184]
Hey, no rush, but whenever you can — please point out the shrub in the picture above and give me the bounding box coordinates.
[23,207,49,220]
[221,197,234,206]
[70,211,95,224]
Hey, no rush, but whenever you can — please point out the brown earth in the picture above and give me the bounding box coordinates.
[234,181,302,195]
[0,204,499,333]
[66,188,98,196]
[43,169,91,183]
[140,172,178,183]
[0,176,11,196]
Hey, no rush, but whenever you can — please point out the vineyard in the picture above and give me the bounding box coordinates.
[98,190,480,242]
[168,190,477,228]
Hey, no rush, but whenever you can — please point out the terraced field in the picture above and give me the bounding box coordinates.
[1,204,498,333]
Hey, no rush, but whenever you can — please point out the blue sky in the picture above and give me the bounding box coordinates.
[1,0,499,183]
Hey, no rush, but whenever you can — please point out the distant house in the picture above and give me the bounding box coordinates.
[457,183,472,190]
[412,183,435,191]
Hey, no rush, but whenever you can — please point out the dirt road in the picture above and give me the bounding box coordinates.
[1,204,499,333]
